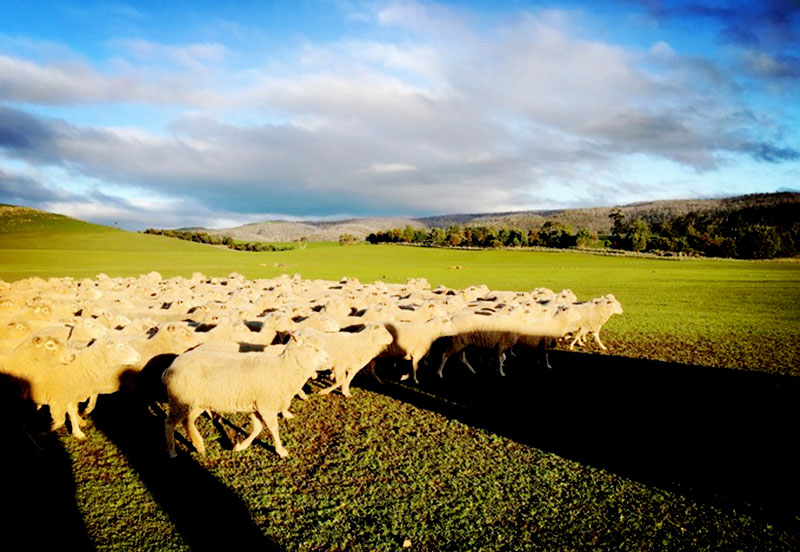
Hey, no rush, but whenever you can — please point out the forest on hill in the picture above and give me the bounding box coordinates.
[165,192,798,255]
[367,193,800,259]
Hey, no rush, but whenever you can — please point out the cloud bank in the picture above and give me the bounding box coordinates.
[0,1,797,229]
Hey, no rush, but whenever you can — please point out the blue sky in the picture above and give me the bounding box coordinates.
[1,0,798,229]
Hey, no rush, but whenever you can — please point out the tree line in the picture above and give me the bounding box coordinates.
[367,208,798,259]
[143,229,294,252]
[366,223,597,249]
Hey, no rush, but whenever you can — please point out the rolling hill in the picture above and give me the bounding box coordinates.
[181,192,800,242]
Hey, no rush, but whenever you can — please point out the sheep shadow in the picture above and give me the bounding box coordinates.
[360,349,800,522]
[0,372,94,550]
[84,365,284,552]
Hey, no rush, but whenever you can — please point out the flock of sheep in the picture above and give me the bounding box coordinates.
[0,271,623,457]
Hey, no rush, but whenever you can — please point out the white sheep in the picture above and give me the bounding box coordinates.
[81,321,202,417]
[382,316,456,383]
[163,334,331,458]
[436,309,526,378]
[4,334,141,439]
[560,294,624,351]
[296,324,394,397]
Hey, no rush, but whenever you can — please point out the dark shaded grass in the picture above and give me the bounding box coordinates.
[5,351,798,551]
[86,389,283,552]
[0,372,94,550]
[373,347,800,521]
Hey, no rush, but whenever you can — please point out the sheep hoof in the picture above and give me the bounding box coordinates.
[168,451,178,459]
[232,442,247,452]
[342,390,352,398]
[73,431,87,440]
[276,447,289,458]
[282,410,295,419]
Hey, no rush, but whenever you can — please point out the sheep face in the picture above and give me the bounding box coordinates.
[366,324,394,348]
[27,335,77,365]
[285,335,331,375]
[604,295,623,316]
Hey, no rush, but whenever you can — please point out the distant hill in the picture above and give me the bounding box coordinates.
[199,217,427,243]
[179,192,800,242]
[0,204,219,254]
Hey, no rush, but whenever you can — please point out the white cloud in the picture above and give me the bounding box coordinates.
[0,2,796,227]
[362,162,416,173]
[112,39,227,69]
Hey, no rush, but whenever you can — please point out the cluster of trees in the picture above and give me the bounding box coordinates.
[366,224,599,249]
[143,229,293,252]
[610,209,798,259]
[366,208,797,259]
[338,234,360,245]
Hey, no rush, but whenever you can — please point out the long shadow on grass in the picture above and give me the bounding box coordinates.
[0,373,94,550]
[89,365,283,552]
[360,349,800,522]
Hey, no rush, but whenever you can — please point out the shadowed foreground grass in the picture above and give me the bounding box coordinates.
[7,350,795,552]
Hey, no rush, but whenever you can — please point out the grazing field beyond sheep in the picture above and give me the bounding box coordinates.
[2,209,798,375]
[1,207,799,551]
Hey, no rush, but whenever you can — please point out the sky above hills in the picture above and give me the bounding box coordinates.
[0,0,798,230]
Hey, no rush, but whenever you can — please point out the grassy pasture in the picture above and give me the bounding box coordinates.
[2,209,798,374]
[2,207,800,550]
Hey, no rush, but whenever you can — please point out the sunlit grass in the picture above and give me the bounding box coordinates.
[4,208,799,550]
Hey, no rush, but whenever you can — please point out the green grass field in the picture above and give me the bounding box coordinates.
[2,206,799,374]
[2,206,799,551]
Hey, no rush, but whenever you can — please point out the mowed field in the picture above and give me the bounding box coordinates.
[2,206,799,551]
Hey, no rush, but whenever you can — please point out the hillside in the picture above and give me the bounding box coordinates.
[0,204,221,253]
[182,192,800,242]
[204,217,426,243]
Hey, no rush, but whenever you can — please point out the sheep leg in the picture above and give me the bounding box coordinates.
[82,394,98,416]
[232,413,263,452]
[318,381,342,395]
[592,331,608,351]
[319,366,345,395]
[543,339,553,369]
[73,407,89,427]
[496,346,507,377]
[186,406,206,456]
[437,351,451,378]
[164,404,186,458]
[459,350,477,374]
[365,360,383,385]
[341,369,359,397]
[258,410,288,458]
[66,402,87,440]
[49,403,67,432]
